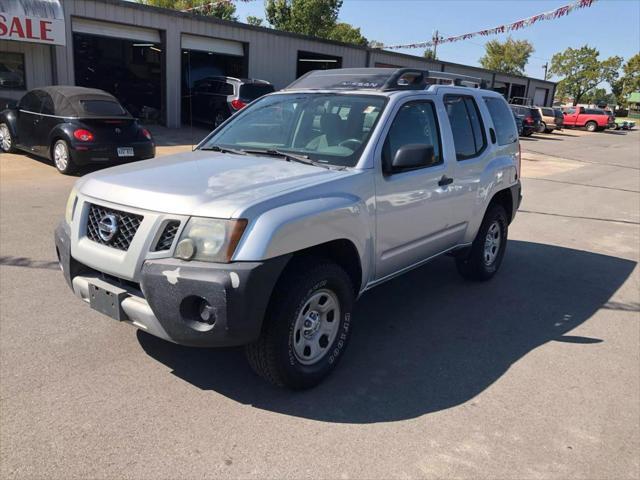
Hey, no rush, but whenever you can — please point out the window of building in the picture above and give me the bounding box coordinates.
[0,52,26,90]
[444,94,487,160]
[296,51,342,78]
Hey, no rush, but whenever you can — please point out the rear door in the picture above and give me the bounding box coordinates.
[438,91,492,240]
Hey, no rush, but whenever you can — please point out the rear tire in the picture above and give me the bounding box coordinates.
[0,123,15,153]
[585,121,598,132]
[245,258,354,390]
[456,204,508,281]
[52,139,77,175]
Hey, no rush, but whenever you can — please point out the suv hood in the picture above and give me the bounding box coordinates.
[77,150,346,218]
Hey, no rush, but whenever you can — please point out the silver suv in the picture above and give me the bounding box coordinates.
[55,68,522,389]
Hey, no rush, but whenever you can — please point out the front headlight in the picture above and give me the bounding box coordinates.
[65,188,78,224]
[174,217,247,263]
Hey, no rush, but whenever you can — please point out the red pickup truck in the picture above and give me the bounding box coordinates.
[561,106,610,132]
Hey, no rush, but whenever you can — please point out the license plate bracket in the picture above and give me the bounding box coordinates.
[89,282,129,321]
[117,147,134,157]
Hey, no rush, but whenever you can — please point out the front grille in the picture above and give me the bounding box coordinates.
[86,203,143,251]
[153,221,180,251]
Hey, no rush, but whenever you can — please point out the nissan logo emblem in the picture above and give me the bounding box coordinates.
[98,214,118,242]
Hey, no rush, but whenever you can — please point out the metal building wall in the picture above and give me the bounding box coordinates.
[0,40,53,100]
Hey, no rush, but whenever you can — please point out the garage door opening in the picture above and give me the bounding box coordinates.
[73,32,164,123]
[296,51,342,78]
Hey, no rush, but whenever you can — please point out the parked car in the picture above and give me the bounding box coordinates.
[55,68,521,389]
[615,117,636,130]
[537,106,563,133]
[513,111,524,136]
[190,76,275,128]
[0,86,155,174]
[561,106,609,132]
[510,105,541,136]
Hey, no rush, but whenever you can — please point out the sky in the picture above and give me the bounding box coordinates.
[233,0,640,82]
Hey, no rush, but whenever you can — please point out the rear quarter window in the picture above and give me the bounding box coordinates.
[444,94,487,160]
[80,100,126,116]
[484,97,518,146]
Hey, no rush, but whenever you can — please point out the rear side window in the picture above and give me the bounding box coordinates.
[444,95,487,160]
[19,92,42,112]
[239,84,274,101]
[80,100,126,116]
[484,97,518,146]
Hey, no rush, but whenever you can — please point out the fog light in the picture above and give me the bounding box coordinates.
[198,299,216,325]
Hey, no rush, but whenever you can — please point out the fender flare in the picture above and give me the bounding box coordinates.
[233,194,373,286]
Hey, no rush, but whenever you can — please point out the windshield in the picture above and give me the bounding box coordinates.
[200,93,387,167]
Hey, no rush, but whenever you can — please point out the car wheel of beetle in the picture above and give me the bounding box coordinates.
[455,204,508,281]
[0,123,15,153]
[585,121,598,132]
[52,139,77,175]
[245,259,354,390]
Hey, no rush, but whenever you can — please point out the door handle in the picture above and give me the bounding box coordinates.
[438,175,454,187]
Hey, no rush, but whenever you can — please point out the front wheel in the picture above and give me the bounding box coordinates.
[0,123,15,153]
[245,259,354,389]
[456,204,508,281]
[52,139,77,175]
[585,121,598,132]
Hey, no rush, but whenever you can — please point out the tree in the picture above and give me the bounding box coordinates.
[423,49,436,61]
[137,0,238,21]
[265,0,342,38]
[368,40,384,49]
[621,53,640,98]
[327,22,367,46]
[246,15,264,26]
[549,45,622,106]
[479,37,534,76]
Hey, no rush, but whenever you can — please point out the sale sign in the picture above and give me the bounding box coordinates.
[0,0,66,46]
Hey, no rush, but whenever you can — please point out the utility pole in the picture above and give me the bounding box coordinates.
[433,30,439,59]
[543,62,549,81]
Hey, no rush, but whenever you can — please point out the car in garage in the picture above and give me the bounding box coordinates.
[0,86,155,174]
[190,76,275,128]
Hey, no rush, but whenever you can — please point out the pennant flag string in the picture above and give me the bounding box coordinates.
[382,0,598,50]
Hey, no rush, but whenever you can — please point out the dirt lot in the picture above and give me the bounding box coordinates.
[1,126,638,479]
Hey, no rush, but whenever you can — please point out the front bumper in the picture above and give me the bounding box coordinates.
[55,222,289,347]
[70,141,155,165]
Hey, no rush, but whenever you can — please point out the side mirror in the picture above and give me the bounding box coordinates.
[385,144,436,174]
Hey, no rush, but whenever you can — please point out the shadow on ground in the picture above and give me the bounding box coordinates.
[138,240,636,424]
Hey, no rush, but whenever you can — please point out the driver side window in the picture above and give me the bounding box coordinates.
[383,101,442,168]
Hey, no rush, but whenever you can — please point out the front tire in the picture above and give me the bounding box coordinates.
[0,123,16,153]
[245,259,354,390]
[456,204,508,281]
[585,121,598,132]
[52,139,77,175]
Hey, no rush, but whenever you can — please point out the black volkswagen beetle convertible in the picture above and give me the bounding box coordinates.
[0,86,155,174]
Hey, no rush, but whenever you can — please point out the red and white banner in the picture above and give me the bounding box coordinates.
[382,0,598,50]
[0,0,66,46]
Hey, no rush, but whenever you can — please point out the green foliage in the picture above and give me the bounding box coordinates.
[621,53,640,98]
[479,37,534,76]
[368,40,384,49]
[583,87,616,106]
[246,15,264,26]
[137,0,238,21]
[423,49,436,61]
[549,45,622,106]
[327,22,367,46]
[264,0,367,46]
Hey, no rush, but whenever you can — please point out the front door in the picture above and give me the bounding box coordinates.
[374,98,460,280]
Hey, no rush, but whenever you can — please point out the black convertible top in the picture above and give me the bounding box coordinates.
[35,86,131,118]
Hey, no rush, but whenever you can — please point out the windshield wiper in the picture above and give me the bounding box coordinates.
[200,145,248,156]
[242,148,337,170]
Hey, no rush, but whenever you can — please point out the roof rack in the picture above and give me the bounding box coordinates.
[284,68,487,91]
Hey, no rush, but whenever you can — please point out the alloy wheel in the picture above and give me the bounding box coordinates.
[0,124,11,151]
[54,142,69,171]
[483,221,502,266]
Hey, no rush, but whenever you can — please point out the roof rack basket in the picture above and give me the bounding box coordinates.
[285,67,488,91]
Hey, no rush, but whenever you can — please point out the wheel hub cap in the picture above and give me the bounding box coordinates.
[293,289,341,365]
[0,125,10,151]
[483,221,501,266]
[54,143,68,170]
